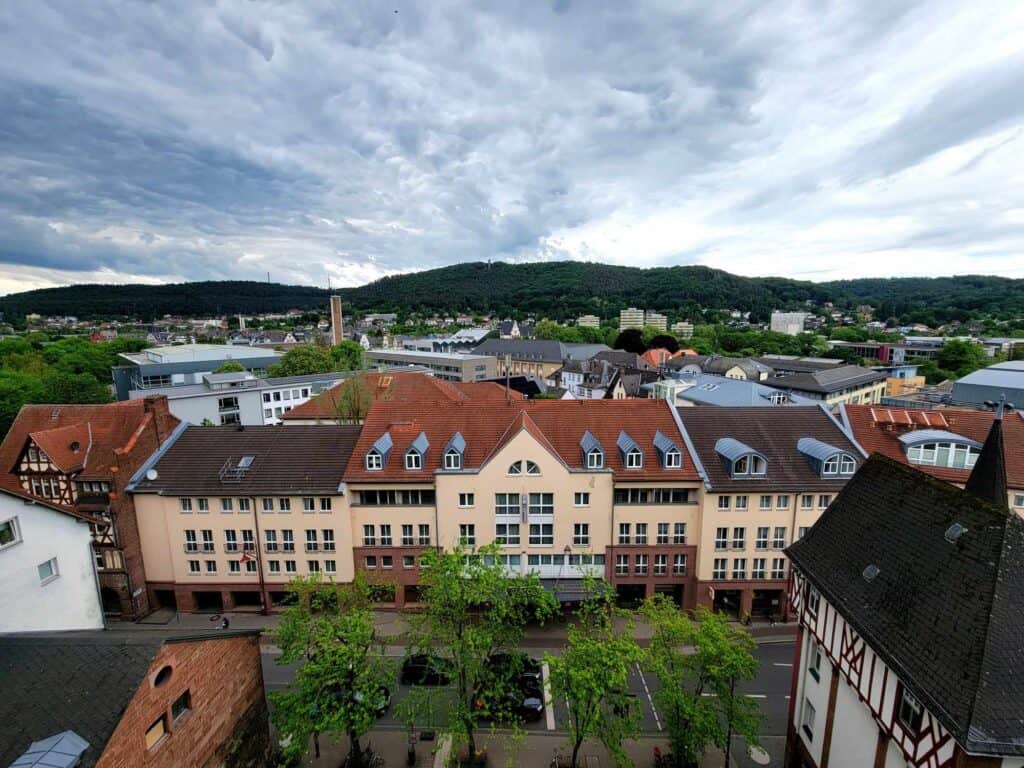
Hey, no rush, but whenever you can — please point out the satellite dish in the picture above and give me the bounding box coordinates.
[146,469,159,481]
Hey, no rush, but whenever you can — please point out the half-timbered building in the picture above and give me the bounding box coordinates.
[0,397,180,618]
[785,415,1024,768]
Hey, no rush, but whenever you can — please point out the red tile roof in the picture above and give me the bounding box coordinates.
[344,398,699,483]
[282,371,520,421]
[842,404,1024,488]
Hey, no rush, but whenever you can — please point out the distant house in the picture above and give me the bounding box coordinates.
[472,339,610,384]
[0,630,270,768]
[763,365,887,406]
[659,374,816,407]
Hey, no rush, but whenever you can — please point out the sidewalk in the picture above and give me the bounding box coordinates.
[296,728,732,768]
[109,609,796,647]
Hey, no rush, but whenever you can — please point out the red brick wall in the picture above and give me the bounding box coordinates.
[96,634,269,768]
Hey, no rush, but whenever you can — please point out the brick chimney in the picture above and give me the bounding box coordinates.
[330,295,344,346]
[143,395,179,442]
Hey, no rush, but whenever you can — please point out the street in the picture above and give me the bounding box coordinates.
[261,640,795,767]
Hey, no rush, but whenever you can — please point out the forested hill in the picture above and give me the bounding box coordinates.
[1,263,1022,324]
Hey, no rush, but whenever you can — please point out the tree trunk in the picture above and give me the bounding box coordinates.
[348,730,363,768]
[313,731,321,759]
[571,737,583,768]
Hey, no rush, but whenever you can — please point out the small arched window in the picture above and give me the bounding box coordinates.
[733,454,766,476]
[625,448,643,469]
[365,450,383,471]
[586,449,604,469]
[508,461,523,476]
[822,453,856,476]
[664,447,682,469]
[405,451,422,470]
[444,449,462,470]
[526,460,541,475]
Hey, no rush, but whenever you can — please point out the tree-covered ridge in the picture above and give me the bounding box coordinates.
[1,263,1023,323]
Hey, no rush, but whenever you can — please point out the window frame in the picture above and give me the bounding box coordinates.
[444,449,462,470]
[405,450,423,471]
[0,517,21,550]
[365,450,383,471]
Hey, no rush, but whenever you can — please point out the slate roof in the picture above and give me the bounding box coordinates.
[701,355,774,379]
[786,454,1024,757]
[128,425,360,495]
[676,406,864,491]
[841,404,1024,488]
[344,398,699,483]
[673,374,817,407]
[764,365,886,395]
[471,339,609,363]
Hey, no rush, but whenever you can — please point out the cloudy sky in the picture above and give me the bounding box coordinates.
[1,1,1023,294]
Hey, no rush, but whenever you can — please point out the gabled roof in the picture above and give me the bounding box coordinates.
[841,404,1024,488]
[677,406,864,491]
[0,631,259,768]
[129,425,360,495]
[787,455,1024,757]
[764,364,886,394]
[673,374,817,407]
[344,399,699,483]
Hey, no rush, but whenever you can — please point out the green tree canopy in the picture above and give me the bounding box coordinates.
[330,340,365,371]
[213,360,246,373]
[268,344,335,377]
[936,339,988,378]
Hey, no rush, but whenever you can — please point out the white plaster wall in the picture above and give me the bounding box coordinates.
[827,676,878,768]
[794,631,832,767]
[0,496,102,632]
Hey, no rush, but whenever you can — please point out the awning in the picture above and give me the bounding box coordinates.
[541,579,610,603]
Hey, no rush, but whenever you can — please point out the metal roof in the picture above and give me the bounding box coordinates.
[371,432,394,457]
[797,437,851,463]
[653,430,678,455]
[616,430,640,456]
[409,431,430,455]
[579,430,603,455]
[714,437,763,462]
[897,429,982,448]
[444,432,466,455]
[9,731,89,768]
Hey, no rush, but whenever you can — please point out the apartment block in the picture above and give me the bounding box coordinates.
[645,311,668,331]
[770,311,810,336]
[619,307,646,330]
[671,321,694,339]
[365,348,497,382]
[576,314,601,328]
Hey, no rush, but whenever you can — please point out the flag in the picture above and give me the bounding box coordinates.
[240,551,255,564]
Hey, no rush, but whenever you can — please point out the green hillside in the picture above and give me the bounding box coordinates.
[1,262,1021,325]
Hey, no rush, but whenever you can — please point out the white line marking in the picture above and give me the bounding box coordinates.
[773,663,793,667]
[634,662,662,732]
[541,661,556,731]
[744,694,768,699]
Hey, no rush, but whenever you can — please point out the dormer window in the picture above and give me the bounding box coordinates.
[653,430,683,470]
[405,451,422,470]
[664,448,682,468]
[797,438,857,478]
[580,431,604,469]
[823,454,856,475]
[626,449,643,469]
[366,451,383,471]
[587,450,604,469]
[404,431,429,471]
[444,450,461,470]
[899,430,981,470]
[715,438,767,478]
[617,431,643,470]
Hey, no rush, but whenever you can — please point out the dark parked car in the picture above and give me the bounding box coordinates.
[485,652,542,685]
[473,678,545,722]
[353,684,391,717]
[400,654,451,686]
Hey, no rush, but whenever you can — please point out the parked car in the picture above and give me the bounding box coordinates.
[400,654,451,686]
[473,678,545,723]
[353,684,391,717]
[484,652,542,685]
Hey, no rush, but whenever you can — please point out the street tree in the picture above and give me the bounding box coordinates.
[213,360,246,373]
[267,344,335,377]
[406,544,557,763]
[545,585,642,768]
[641,599,762,768]
[270,575,394,768]
[333,376,374,424]
[936,339,987,378]
[331,339,365,371]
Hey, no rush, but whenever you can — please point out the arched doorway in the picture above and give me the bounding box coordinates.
[100,587,122,615]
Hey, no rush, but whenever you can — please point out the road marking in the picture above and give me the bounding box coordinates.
[541,661,556,731]
[744,694,768,699]
[773,663,793,667]
[634,662,662,732]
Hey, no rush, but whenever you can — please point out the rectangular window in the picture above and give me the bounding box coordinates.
[751,557,766,579]
[635,523,648,545]
[381,556,393,570]
[285,560,297,573]
[573,523,589,546]
[759,495,771,511]
[319,497,332,511]
[712,558,727,579]
[418,524,430,546]
[528,493,554,516]
[364,555,377,570]
[201,530,214,552]
[718,495,730,510]
[145,715,167,750]
[771,558,786,579]
[635,553,648,575]
[241,529,254,551]
[613,488,695,505]
[37,557,59,584]
[495,493,520,516]
[246,560,257,573]
[184,529,198,553]
[732,527,745,549]
[224,529,238,553]
[1014,494,1024,508]
[808,638,822,681]
[654,553,667,575]
[220,498,233,512]
[265,530,278,552]
[228,560,240,574]
[322,529,336,551]
[897,688,924,732]
[268,560,280,573]
[529,523,553,545]
[188,559,200,574]
[262,498,274,512]
[197,498,209,513]
[715,527,728,550]
[361,525,375,546]
[776,494,790,510]
[403,555,416,569]
[773,527,787,549]
[615,554,629,576]
[801,494,814,510]
[619,522,631,545]
[673,522,686,544]
[495,522,520,546]
[279,498,291,512]
[458,493,475,507]
[818,494,831,509]
[798,526,809,540]
[401,524,414,546]
[238,498,251,512]
[574,492,590,506]
[459,524,476,546]
[672,553,687,575]
[281,529,295,552]
[302,497,314,512]
[801,699,816,741]
[305,529,318,552]
[732,558,746,580]
[308,560,320,573]
[756,527,769,550]
[735,494,748,511]
[656,522,669,544]
[179,498,193,513]
[807,585,821,616]
[205,560,217,574]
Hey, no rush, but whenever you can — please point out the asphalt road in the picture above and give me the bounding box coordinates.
[262,640,795,767]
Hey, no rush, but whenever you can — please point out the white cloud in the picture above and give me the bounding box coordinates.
[0,0,1022,293]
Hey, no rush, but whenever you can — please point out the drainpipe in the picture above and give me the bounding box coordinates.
[250,496,268,615]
